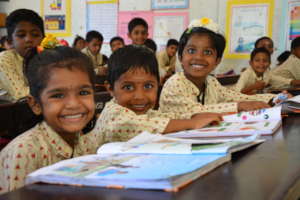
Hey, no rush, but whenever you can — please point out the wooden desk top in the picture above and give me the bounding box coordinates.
[1,116,300,200]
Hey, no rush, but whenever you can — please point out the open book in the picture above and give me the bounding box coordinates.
[166,107,282,138]
[26,132,263,192]
[280,95,300,114]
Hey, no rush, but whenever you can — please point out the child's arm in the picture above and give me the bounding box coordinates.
[290,79,300,86]
[241,80,266,95]
[162,113,222,134]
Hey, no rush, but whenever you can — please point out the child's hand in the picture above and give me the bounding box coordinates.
[238,101,270,112]
[253,80,266,90]
[191,113,223,129]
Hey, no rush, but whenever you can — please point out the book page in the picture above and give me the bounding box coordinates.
[223,106,281,122]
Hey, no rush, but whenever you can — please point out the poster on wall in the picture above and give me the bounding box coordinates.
[86,0,118,43]
[118,11,153,45]
[286,1,300,49]
[224,0,274,59]
[151,0,189,9]
[119,0,151,11]
[153,12,188,51]
[40,0,71,37]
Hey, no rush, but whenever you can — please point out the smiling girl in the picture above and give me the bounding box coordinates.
[159,18,276,115]
[0,46,101,193]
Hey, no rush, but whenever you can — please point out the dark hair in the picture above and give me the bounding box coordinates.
[128,17,148,33]
[144,38,157,53]
[108,45,159,89]
[254,36,273,48]
[72,35,85,47]
[291,36,300,50]
[86,30,104,43]
[178,27,226,59]
[0,36,8,46]
[6,9,45,42]
[277,50,291,65]
[167,39,179,47]
[109,36,124,46]
[25,46,96,101]
[250,47,271,62]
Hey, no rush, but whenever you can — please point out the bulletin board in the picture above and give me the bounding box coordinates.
[224,0,274,59]
[284,1,300,50]
[86,0,118,43]
[40,0,72,37]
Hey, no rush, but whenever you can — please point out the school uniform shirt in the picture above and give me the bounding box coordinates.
[156,50,176,78]
[235,66,292,92]
[0,49,29,101]
[95,99,191,143]
[81,47,108,68]
[272,54,300,81]
[159,72,275,114]
[0,121,102,194]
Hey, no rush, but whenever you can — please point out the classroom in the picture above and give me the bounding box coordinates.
[0,0,300,199]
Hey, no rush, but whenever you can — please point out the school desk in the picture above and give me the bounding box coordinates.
[267,87,300,96]
[0,116,300,200]
[216,74,240,86]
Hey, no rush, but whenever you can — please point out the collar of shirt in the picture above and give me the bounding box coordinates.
[41,121,81,159]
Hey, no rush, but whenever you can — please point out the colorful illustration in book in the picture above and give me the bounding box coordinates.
[55,155,138,177]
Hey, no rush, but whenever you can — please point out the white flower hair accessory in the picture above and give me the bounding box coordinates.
[187,17,222,34]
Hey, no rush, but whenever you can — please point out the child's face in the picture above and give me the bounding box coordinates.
[292,46,300,59]
[180,34,220,82]
[166,45,178,57]
[250,52,270,76]
[111,40,125,52]
[108,68,158,115]
[128,25,148,45]
[256,39,274,55]
[36,67,95,136]
[75,39,86,51]
[87,38,102,55]
[12,21,44,57]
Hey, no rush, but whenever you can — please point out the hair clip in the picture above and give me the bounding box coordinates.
[187,17,222,34]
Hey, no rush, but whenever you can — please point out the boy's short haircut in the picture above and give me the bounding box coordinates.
[6,9,45,42]
[128,17,148,33]
[144,38,157,52]
[254,36,273,48]
[0,36,7,46]
[86,30,104,43]
[291,36,300,50]
[178,27,226,59]
[167,39,179,47]
[107,45,159,88]
[109,36,124,46]
[250,47,271,62]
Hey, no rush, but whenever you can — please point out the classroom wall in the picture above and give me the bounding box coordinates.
[0,0,285,74]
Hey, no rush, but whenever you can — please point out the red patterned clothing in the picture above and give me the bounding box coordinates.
[95,99,191,142]
[0,49,29,100]
[159,72,275,114]
[0,121,101,194]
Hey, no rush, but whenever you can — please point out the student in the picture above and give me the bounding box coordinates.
[159,18,276,115]
[254,36,274,55]
[72,35,86,51]
[0,36,12,51]
[235,48,298,94]
[0,46,102,193]
[272,36,300,84]
[82,30,108,76]
[144,38,157,53]
[127,17,148,45]
[94,45,221,142]
[0,9,44,101]
[157,39,179,82]
[277,50,291,66]
[109,36,125,52]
